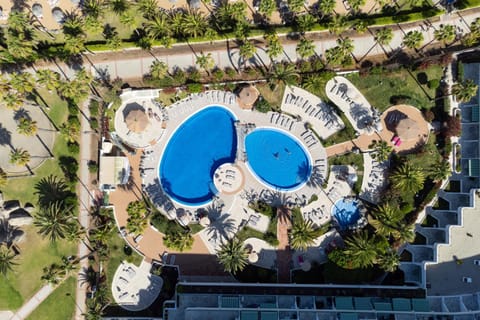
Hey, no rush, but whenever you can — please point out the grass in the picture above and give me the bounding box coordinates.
[0,226,76,310]
[346,65,444,112]
[256,82,285,111]
[26,277,77,320]
[105,233,143,302]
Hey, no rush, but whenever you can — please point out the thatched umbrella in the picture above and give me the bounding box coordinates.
[125,109,149,133]
[238,85,259,110]
[396,118,419,140]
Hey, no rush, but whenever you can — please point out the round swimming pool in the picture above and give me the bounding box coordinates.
[245,128,311,190]
[159,106,237,206]
[331,198,361,229]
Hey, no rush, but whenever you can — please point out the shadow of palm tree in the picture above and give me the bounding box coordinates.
[13,108,31,121]
[306,166,324,188]
[0,125,13,150]
[206,213,236,241]
[34,175,71,208]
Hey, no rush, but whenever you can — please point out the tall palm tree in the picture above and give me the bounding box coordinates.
[296,38,316,59]
[434,24,456,46]
[0,168,6,189]
[10,72,35,94]
[41,263,64,285]
[182,9,208,38]
[238,41,256,65]
[196,52,215,75]
[2,92,23,110]
[149,60,169,79]
[82,0,105,21]
[452,79,478,103]
[268,63,300,90]
[109,0,129,15]
[60,256,79,275]
[302,71,335,100]
[62,11,86,36]
[290,218,317,251]
[402,30,424,50]
[265,32,283,61]
[144,11,172,40]
[36,70,61,92]
[343,231,378,269]
[374,27,393,46]
[317,0,336,18]
[217,237,248,274]
[370,203,405,238]
[16,117,38,136]
[9,148,30,166]
[377,249,400,272]
[64,34,87,56]
[296,14,317,33]
[429,160,450,182]
[60,121,80,143]
[136,0,158,19]
[370,140,392,162]
[34,201,75,242]
[0,245,17,276]
[258,0,276,19]
[395,222,415,243]
[390,162,425,194]
[348,0,366,13]
[34,175,70,209]
[328,14,348,35]
[163,231,193,252]
[288,0,305,14]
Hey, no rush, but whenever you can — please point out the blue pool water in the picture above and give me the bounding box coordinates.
[331,198,361,229]
[159,106,237,205]
[245,128,311,190]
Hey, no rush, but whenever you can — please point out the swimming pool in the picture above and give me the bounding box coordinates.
[159,106,237,206]
[331,198,361,229]
[245,128,311,190]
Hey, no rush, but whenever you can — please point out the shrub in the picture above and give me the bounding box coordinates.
[423,109,435,122]
[212,69,225,82]
[254,97,272,113]
[88,160,98,173]
[427,79,440,89]
[187,69,201,83]
[172,68,186,86]
[67,102,79,115]
[89,100,99,117]
[90,118,98,129]
[67,142,80,154]
[443,115,461,138]
[186,83,204,93]
[225,67,237,79]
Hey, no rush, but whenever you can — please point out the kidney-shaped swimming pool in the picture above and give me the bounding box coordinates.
[245,128,312,190]
[159,106,237,206]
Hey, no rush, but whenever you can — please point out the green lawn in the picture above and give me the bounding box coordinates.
[0,226,76,310]
[26,277,77,320]
[346,66,444,112]
[105,234,143,303]
[256,83,285,111]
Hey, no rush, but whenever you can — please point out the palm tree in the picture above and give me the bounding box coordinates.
[265,32,283,61]
[288,0,304,14]
[296,38,316,59]
[62,11,85,36]
[302,71,336,100]
[370,140,393,162]
[0,246,17,276]
[82,0,105,21]
[60,256,79,275]
[217,237,248,274]
[34,175,70,209]
[429,160,450,182]
[136,0,158,19]
[2,92,23,110]
[10,72,35,94]
[434,24,456,46]
[144,12,172,40]
[348,0,366,13]
[106,33,122,51]
[328,14,348,35]
[268,63,300,90]
[238,41,256,65]
[395,222,415,243]
[317,0,336,18]
[452,79,478,103]
[370,203,405,238]
[402,30,424,50]
[296,14,317,33]
[149,61,169,79]
[258,0,276,19]
[377,249,400,272]
[290,218,317,251]
[325,39,353,67]
[64,34,87,56]
[16,117,38,136]
[182,9,208,38]
[0,168,6,189]
[41,264,64,285]
[390,162,425,194]
[374,27,393,46]
[109,0,129,15]
[196,52,215,75]
[9,148,30,166]
[36,70,61,92]
[34,201,75,242]
[60,121,80,143]
[343,231,378,269]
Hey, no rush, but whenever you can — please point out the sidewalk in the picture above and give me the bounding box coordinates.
[9,285,54,320]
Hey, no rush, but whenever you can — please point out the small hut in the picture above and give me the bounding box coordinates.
[237,85,259,110]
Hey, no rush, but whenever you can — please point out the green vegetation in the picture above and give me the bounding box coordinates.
[330,152,364,194]
[26,276,77,320]
[347,65,444,111]
[217,238,249,274]
[0,226,76,310]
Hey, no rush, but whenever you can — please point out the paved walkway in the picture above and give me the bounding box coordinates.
[9,285,54,320]
[276,207,292,283]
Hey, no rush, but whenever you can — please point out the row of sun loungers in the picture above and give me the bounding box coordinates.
[300,130,318,148]
[270,112,295,131]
